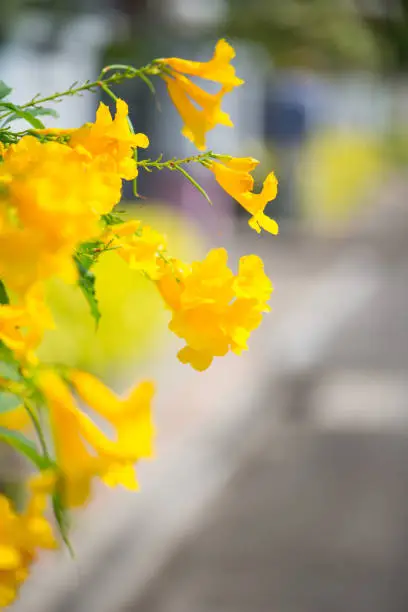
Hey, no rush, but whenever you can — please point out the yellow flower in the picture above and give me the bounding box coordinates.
[163,75,233,151]
[0,228,77,296]
[0,403,30,431]
[164,39,244,88]
[69,99,149,180]
[106,220,167,279]
[38,370,155,507]
[161,39,243,150]
[0,129,134,295]
[0,135,106,234]
[0,290,53,364]
[0,473,56,608]
[157,248,272,370]
[210,157,279,234]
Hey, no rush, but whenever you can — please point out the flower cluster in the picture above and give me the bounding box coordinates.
[157,249,272,371]
[0,39,278,607]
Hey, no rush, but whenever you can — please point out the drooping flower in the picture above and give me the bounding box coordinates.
[162,75,233,151]
[157,248,272,371]
[210,157,279,234]
[164,39,244,88]
[161,39,243,150]
[0,472,56,608]
[38,370,155,508]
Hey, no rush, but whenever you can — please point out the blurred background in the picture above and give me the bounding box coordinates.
[3,1,408,611]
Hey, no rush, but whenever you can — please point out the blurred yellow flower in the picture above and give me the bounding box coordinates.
[0,403,30,431]
[0,291,53,365]
[38,369,154,507]
[0,472,56,608]
[0,100,146,300]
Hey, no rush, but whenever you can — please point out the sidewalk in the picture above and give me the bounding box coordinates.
[14,174,408,612]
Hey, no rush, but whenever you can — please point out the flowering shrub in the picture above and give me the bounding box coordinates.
[0,39,278,607]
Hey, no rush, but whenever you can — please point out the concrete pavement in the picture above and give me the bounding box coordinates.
[14,174,408,612]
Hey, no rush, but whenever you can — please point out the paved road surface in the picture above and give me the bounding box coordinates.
[14,178,408,612]
[125,181,408,612]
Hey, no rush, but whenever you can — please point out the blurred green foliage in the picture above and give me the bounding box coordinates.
[38,204,203,380]
[6,0,408,71]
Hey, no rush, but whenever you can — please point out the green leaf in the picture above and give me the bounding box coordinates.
[26,106,59,119]
[0,426,50,469]
[52,492,75,556]
[101,212,126,226]
[174,164,212,205]
[74,256,101,327]
[0,280,9,304]
[0,343,21,379]
[0,361,21,381]
[0,81,12,100]
[0,392,21,414]
[0,102,45,129]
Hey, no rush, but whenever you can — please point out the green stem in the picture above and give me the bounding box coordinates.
[137,151,215,171]
[24,401,51,462]
[15,62,162,113]
[174,164,212,205]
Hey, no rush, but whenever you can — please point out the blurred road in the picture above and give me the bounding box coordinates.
[123,178,408,612]
[14,176,408,612]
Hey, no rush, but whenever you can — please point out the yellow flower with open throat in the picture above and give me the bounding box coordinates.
[210,157,279,234]
[157,248,272,371]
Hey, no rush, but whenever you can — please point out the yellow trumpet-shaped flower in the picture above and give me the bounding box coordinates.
[163,75,233,151]
[157,248,272,371]
[0,472,56,608]
[69,99,149,181]
[164,39,244,88]
[161,39,243,150]
[38,370,155,508]
[210,157,279,234]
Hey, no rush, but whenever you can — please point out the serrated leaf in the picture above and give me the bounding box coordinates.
[0,426,50,469]
[0,81,12,100]
[26,106,59,119]
[102,212,126,226]
[0,102,45,129]
[174,164,212,205]
[74,256,101,327]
